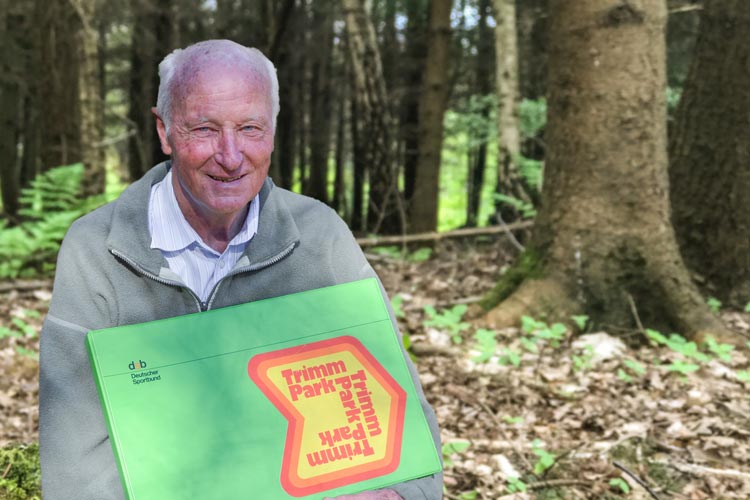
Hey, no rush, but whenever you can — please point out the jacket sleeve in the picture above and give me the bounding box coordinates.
[39,220,125,500]
[328,215,444,500]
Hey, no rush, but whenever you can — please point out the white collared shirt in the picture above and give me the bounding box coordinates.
[148,170,259,303]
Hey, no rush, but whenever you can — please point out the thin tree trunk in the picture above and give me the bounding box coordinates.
[409,0,453,233]
[73,0,106,195]
[492,0,527,223]
[350,87,366,232]
[308,1,335,204]
[466,0,493,228]
[38,0,81,170]
[0,0,22,218]
[333,71,348,216]
[402,2,428,204]
[269,2,301,190]
[127,0,158,181]
[484,0,733,342]
[515,0,547,100]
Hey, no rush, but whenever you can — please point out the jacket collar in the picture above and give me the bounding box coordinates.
[106,161,300,278]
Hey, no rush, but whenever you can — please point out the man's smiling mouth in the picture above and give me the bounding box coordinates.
[208,174,245,182]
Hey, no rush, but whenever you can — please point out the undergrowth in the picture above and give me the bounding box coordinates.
[0,164,115,279]
[0,444,41,500]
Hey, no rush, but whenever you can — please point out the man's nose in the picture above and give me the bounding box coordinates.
[215,131,243,169]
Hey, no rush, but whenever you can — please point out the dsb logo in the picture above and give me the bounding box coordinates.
[129,360,147,370]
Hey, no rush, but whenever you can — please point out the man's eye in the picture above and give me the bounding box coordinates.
[242,125,258,132]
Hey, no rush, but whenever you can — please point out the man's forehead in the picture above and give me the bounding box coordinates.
[180,61,268,91]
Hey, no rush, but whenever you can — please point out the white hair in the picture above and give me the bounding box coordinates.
[155,40,280,134]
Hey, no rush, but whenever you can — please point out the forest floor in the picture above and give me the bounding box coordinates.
[1,237,750,499]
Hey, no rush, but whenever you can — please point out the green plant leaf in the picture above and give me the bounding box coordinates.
[472,329,497,363]
[506,476,527,493]
[666,359,700,375]
[391,295,405,319]
[623,358,646,376]
[442,440,471,456]
[706,297,722,314]
[617,368,633,383]
[609,477,631,494]
[408,247,433,262]
[571,315,589,331]
[703,335,734,362]
[499,348,522,367]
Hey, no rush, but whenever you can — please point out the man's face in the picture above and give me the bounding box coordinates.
[155,65,274,228]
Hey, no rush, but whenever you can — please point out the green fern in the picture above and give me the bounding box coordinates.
[0,164,113,279]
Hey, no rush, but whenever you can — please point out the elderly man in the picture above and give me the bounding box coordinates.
[39,40,441,499]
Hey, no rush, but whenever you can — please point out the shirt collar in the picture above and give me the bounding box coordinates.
[149,170,259,254]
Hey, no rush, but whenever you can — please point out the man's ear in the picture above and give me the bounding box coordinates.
[152,107,172,156]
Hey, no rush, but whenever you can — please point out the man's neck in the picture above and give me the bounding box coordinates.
[178,200,249,254]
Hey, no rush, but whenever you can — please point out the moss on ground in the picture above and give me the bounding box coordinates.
[478,248,543,311]
[0,443,41,500]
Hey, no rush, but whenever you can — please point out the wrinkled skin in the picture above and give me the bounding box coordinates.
[154,63,274,252]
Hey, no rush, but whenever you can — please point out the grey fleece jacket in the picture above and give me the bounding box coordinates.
[39,162,442,500]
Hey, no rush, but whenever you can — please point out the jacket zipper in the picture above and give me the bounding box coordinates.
[112,241,297,313]
[205,241,297,311]
[109,249,204,312]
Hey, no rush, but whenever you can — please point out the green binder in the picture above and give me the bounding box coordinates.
[86,278,441,499]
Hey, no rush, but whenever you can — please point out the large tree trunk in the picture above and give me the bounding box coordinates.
[343,0,402,234]
[408,0,453,233]
[74,0,106,195]
[483,0,732,342]
[668,0,750,306]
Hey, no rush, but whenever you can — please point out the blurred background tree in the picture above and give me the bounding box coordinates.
[5,0,744,340]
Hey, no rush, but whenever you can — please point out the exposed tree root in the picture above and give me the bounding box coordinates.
[481,278,580,329]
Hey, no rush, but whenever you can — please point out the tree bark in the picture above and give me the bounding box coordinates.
[668,0,750,305]
[333,59,348,216]
[515,0,547,100]
[350,81,367,232]
[466,0,493,228]
[37,0,81,170]
[308,1,336,204]
[401,1,428,204]
[343,0,402,234]
[409,0,453,233]
[492,0,528,224]
[270,2,301,190]
[0,0,22,218]
[127,0,158,181]
[483,0,733,342]
[73,0,106,195]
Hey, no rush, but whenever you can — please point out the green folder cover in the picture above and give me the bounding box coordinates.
[86,278,441,500]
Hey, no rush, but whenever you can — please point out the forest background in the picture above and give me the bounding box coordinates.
[1,0,750,498]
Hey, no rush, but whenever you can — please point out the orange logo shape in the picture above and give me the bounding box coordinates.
[248,336,406,497]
